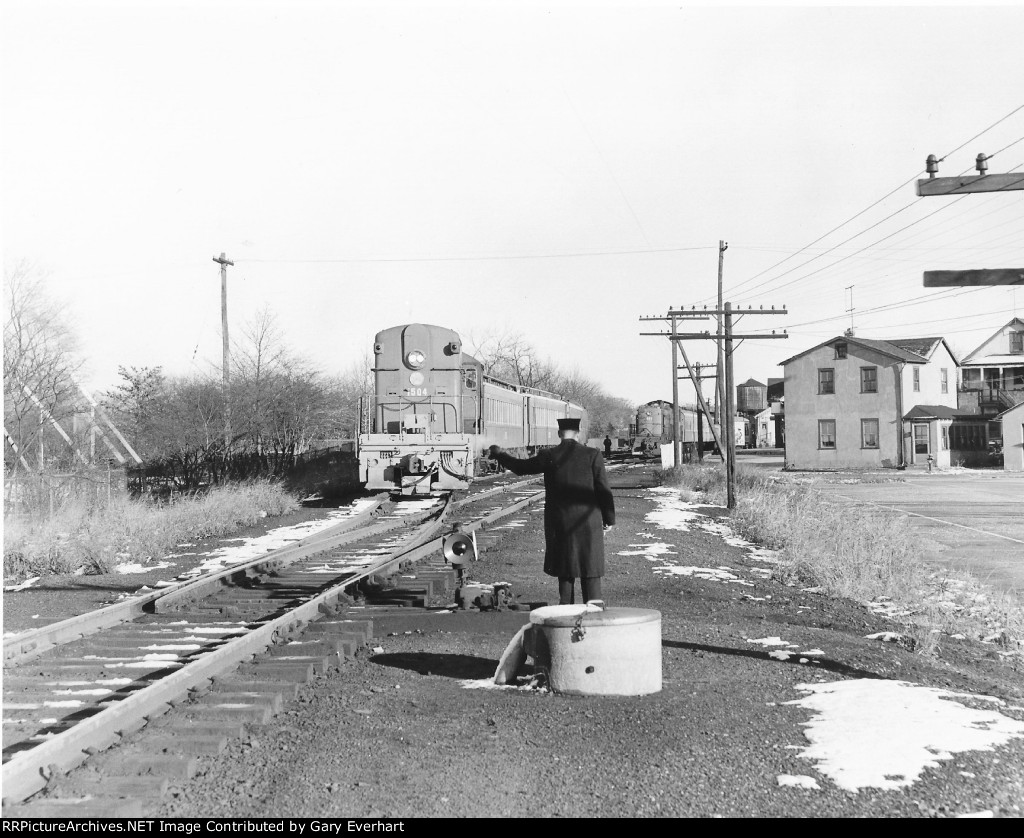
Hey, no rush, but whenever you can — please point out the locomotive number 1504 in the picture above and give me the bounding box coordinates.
[404,387,432,397]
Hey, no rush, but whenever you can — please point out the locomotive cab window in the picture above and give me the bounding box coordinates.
[462,368,478,390]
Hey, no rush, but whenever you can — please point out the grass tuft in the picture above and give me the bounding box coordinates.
[658,463,1023,658]
[3,480,299,581]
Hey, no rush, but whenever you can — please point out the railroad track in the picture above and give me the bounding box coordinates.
[1,474,548,814]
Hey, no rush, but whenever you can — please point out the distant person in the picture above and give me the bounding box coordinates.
[489,418,615,606]
[604,435,612,457]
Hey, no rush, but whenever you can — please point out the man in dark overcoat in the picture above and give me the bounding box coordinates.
[489,418,615,605]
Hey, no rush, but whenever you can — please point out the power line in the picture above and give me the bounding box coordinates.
[728,165,1023,302]
[713,105,1024,301]
[765,286,991,331]
[236,245,714,265]
[937,106,1024,163]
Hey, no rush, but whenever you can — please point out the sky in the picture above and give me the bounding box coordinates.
[3,1,1024,409]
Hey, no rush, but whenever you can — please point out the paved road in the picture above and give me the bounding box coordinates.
[733,453,1024,597]
[810,471,1024,597]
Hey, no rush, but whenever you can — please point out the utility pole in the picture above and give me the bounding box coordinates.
[716,241,727,426]
[724,304,737,509]
[670,315,682,468]
[641,304,787,508]
[676,347,722,465]
[213,252,234,452]
[681,361,716,463]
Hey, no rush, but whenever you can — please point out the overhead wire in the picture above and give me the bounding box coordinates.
[790,214,1024,296]
[753,286,992,332]
[728,164,1023,308]
[710,105,1024,302]
[236,244,714,264]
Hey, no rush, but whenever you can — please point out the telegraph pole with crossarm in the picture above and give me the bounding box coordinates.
[641,304,788,508]
[213,252,234,452]
[917,153,1024,287]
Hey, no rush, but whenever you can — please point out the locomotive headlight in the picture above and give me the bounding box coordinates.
[406,349,426,369]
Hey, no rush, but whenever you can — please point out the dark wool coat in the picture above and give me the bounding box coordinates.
[494,439,615,579]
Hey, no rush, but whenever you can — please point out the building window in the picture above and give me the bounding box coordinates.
[962,368,982,390]
[951,423,986,450]
[1011,331,1023,355]
[835,342,847,359]
[912,366,920,392]
[819,419,836,449]
[818,368,835,395]
[860,367,878,393]
[940,368,948,394]
[861,419,879,449]
[941,424,949,451]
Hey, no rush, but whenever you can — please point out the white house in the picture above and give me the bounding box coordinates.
[958,317,1024,417]
[780,334,958,470]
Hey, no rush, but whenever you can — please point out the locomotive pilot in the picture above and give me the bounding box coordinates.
[489,418,615,606]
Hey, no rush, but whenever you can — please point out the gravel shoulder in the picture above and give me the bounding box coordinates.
[142,465,1024,819]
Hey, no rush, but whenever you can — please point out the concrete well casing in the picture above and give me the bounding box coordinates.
[526,605,662,696]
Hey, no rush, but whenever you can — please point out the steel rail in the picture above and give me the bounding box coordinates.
[0,504,444,804]
[0,474,538,665]
[2,495,391,666]
[152,496,449,613]
[0,486,546,805]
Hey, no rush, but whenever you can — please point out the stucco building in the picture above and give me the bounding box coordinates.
[780,334,958,470]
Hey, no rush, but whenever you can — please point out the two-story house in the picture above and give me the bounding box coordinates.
[958,317,1024,416]
[780,335,958,470]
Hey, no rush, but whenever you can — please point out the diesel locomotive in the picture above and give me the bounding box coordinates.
[358,323,587,495]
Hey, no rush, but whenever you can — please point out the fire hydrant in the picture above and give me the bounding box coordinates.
[927,455,934,473]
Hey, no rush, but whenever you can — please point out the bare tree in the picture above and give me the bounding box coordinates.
[101,366,166,457]
[231,308,366,460]
[466,328,556,391]
[466,328,635,438]
[3,264,85,476]
[232,308,293,455]
[323,351,374,441]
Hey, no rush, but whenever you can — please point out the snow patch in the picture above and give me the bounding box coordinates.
[786,679,1024,791]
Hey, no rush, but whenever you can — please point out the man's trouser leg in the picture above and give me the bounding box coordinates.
[558,577,575,605]
[581,577,602,604]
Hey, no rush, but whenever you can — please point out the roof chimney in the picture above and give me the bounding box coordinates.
[844,327,855,337]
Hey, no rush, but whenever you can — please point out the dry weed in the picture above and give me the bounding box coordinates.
[3,480,299,581]
[660,469,1022,658]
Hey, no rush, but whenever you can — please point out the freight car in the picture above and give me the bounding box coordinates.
[633,399,745,455]
[358,323,587,495]
[636,400,700,446]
